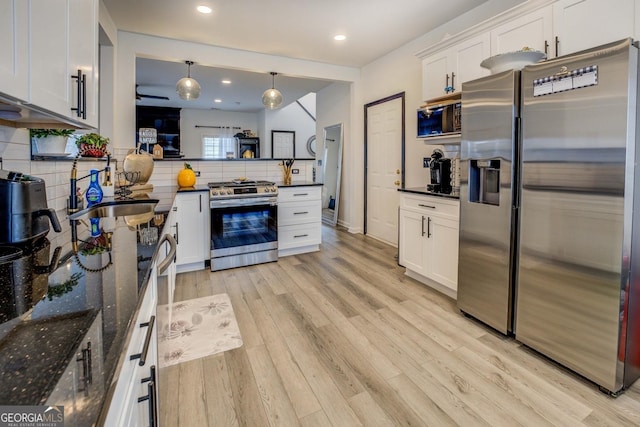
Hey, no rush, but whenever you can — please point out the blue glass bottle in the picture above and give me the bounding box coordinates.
[85,169,103,206]
[89,218,101,237]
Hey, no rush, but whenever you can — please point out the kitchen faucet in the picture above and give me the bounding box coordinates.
[68,151,111,214]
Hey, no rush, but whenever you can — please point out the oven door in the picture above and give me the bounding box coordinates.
[210,196,278,259]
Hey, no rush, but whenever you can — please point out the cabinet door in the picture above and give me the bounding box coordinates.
[0,0,28,101]
[29,0,71,114]
[491,6,554,57]
[451,33,491,89]
[422,51,451,100]
[69,0,99,127]
[553,0,635,57]
[174,193,207,267]
[29,0,98,125]
[427,215,459,292]
[399,209,427,275]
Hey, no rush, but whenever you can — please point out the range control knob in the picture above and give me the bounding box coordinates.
[212,191,218,196]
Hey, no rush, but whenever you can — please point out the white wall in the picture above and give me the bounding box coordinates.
[263,92,316,159]
[316,82,351,227]
[347,0,525,232]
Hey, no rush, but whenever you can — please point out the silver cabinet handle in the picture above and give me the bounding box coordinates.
[130,315,155,366]
[76,341,92,392]
[156,233,177,275]
[293,193,309,196]
[293,211,309,215]
[138,366,158,427]
[294,234,309,238]
[427,217,432,238]
[418,204,436,209]
[421,215,425,237]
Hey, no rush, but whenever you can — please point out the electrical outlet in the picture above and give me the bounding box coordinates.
[423,157,430,168]
[194,170,201,177]
[292,168,299,174]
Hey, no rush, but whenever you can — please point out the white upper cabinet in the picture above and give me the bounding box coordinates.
[69,0,99,126]
[422,33,490,101]
[490,6,554,57]
[553,0,636,57]
[0,0,29,102]
[29,0,98,127]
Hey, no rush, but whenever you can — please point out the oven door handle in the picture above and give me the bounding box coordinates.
[210,197,277,208]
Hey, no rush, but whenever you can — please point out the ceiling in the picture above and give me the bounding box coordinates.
[135,58,335,112]
[103,0,491,111]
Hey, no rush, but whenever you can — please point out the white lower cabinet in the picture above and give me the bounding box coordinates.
[399,193,459,297]
[278,186,322,256]
[170,191,209,273]
[104,265,158,426]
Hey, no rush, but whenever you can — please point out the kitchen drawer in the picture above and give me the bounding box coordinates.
[401,194,459,218]
[278,186,321,203]
[279,223,321,250]
[278,200,321,226]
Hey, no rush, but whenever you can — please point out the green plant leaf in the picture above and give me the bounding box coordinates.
[30,128,75,138]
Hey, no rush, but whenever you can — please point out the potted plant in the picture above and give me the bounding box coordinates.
[76,132,110,157]
[30,128,75,154]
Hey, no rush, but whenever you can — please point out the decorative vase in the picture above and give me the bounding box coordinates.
[123,143,154,185]
[283,170,292,185]
[34,135,68,154]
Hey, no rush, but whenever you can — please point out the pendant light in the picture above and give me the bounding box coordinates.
[262,72,283,109]
[176,61,201,100]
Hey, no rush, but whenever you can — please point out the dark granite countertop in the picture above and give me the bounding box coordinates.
[398,187,460,200]
[0,187,179,423]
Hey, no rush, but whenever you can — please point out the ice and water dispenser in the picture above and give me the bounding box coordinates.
[469,159,500,206]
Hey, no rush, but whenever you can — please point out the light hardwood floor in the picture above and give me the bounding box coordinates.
[159,225,640,426]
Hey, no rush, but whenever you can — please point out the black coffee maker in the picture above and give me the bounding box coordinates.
[427,151,452,194]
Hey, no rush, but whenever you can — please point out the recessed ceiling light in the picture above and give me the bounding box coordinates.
[197,5,212,14]
[334,34,346,41]
[221,79,231,85]
[214,99,222,103]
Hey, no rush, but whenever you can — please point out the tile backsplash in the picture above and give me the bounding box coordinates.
[1,127,314,212]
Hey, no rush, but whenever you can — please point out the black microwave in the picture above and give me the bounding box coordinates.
[417,101,461,138]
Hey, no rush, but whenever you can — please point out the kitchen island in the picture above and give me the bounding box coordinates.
[0,187,180,425]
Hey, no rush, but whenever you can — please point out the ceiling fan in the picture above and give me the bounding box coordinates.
[136,84,170,101]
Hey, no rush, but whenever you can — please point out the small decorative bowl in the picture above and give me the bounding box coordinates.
[480,49,547,74]
[79,144,107,157]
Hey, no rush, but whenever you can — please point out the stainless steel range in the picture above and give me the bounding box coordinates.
[208,180,278,271]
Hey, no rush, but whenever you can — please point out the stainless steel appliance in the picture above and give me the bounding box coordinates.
[0,170,61,244]
[457,69,520,335]
[458,38,640,395]
[209,180,278,271]
[417,97,461,138]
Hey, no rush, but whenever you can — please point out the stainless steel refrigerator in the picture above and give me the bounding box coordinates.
[458,38,640,394]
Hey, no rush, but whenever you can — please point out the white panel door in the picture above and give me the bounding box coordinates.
[366,96,402,246]
[553,0,636,57]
